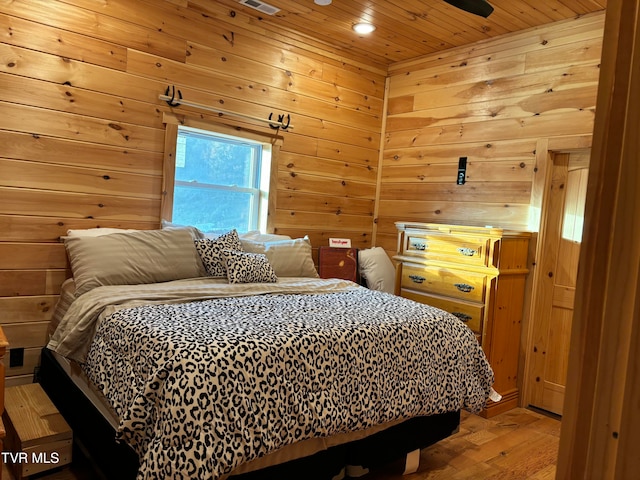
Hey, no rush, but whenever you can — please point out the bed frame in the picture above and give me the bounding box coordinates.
[38,347,460,480]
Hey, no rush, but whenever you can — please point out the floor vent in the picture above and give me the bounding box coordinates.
[238,0,280,15]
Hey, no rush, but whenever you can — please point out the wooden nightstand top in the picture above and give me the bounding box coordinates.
[318,246,359,282]
[0,327,8,353]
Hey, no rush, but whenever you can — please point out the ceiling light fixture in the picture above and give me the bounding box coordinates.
[314,0,332,5]
[353,23,375,34]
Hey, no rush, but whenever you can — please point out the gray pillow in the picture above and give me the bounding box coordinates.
[64,228,206,296]
[358,247,396,293]
[263,236,319,277]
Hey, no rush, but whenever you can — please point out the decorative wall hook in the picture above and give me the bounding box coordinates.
[159,85,293,131]
[268,113,291,130]
[164,85,183,107]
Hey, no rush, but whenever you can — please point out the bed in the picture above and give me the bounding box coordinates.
[41,227,495,480]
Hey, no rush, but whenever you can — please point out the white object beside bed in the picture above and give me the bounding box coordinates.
[358,247,396,294]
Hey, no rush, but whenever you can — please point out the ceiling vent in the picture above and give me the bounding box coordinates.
[238,0,280,15]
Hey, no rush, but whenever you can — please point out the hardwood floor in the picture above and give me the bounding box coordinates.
[361,408,561,480]
[2,408,560,480]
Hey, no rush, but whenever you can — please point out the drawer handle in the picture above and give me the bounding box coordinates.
[411,242,427,251]
[408,274,426,284]
[454,283,474,293]
[452,312,472,323]
[457,247,477,256]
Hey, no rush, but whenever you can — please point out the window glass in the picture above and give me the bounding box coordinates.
[171,126,270,233]
[175,130,256,187]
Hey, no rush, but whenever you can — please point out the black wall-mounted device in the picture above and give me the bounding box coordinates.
[457,157,467,185]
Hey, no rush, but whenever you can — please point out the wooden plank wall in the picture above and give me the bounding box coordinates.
[0,0,385,384]
[375,12,605,252]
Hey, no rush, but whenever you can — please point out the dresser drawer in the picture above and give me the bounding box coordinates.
[401,290,484,335]
[402,232,492,267]
[401,264,487,302]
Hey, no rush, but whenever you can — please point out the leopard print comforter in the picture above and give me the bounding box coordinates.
[79,281,493,480]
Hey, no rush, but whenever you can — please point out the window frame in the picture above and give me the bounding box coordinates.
[161,114,281,234]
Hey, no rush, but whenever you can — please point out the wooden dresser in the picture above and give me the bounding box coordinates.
[394,222,530,417]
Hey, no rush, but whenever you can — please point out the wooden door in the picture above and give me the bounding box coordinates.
[528,151,589,415]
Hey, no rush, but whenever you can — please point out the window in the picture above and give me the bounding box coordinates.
[165,124,274,234]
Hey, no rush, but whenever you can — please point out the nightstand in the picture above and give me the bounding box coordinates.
[3,384,73,479]
[318,247,359,282]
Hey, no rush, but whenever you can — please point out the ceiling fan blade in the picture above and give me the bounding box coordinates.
[442,0,494,17]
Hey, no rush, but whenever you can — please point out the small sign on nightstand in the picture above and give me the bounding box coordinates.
[329,238,352,248]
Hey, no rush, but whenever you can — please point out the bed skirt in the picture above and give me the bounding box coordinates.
[38,347,460,480]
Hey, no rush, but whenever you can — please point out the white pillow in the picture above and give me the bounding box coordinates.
[239,231,292,254]
[263,236,319,277]
[241,239,267,254]
[160,219,204,239]
[66,227,139,237]
[358,247,396,293]
[240,231,291,243]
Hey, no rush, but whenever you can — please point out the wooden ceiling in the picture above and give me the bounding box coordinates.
[208,0,607,69]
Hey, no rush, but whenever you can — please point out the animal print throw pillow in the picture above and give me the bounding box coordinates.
[194,229,243,278]
[222,249,278,284]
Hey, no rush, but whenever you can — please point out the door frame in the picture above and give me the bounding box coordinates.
[521,142,591,410]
